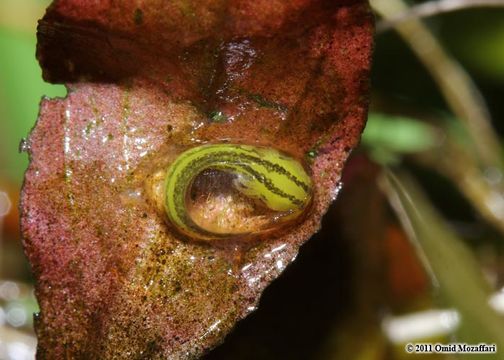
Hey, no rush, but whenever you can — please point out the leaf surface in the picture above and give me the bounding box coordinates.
[21,1,374,358]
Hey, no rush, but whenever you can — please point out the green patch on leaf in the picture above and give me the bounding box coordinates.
[209,111,228,123]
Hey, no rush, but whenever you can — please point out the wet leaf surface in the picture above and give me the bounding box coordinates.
[21,1,373,358]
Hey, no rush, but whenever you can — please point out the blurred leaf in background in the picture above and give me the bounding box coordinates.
[362,113,438,165]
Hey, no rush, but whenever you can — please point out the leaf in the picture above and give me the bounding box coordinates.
[381,170,504,359]
[21,1,374,358]
[362,113,437,165]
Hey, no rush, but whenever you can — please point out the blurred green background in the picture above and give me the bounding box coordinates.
[1,1,504,359]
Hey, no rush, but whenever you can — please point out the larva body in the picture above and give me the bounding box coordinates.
[164,144,312,240]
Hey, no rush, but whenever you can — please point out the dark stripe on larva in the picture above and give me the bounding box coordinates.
[176,151,309,201]
[199,150,310,193]
[236,153,311,193]
[233,163,305,207]
[216,163,303,207]
[223,146,311,193]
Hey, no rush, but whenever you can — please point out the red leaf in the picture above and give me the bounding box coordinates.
[22,1,373,358]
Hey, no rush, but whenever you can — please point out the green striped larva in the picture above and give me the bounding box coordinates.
[164,144,312,240]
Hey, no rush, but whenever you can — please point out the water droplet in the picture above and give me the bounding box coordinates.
[330,181,343,201]
[306,149,318,159]
[241,263,252,272]
[271,244,286,253]
[223,39,257,82]
[18,138,30,153]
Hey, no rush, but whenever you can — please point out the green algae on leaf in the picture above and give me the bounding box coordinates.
[22,0,374,358]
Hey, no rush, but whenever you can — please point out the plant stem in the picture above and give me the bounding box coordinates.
[377,0,504,32]
[371,0,504,172]
[380,169,504,351]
